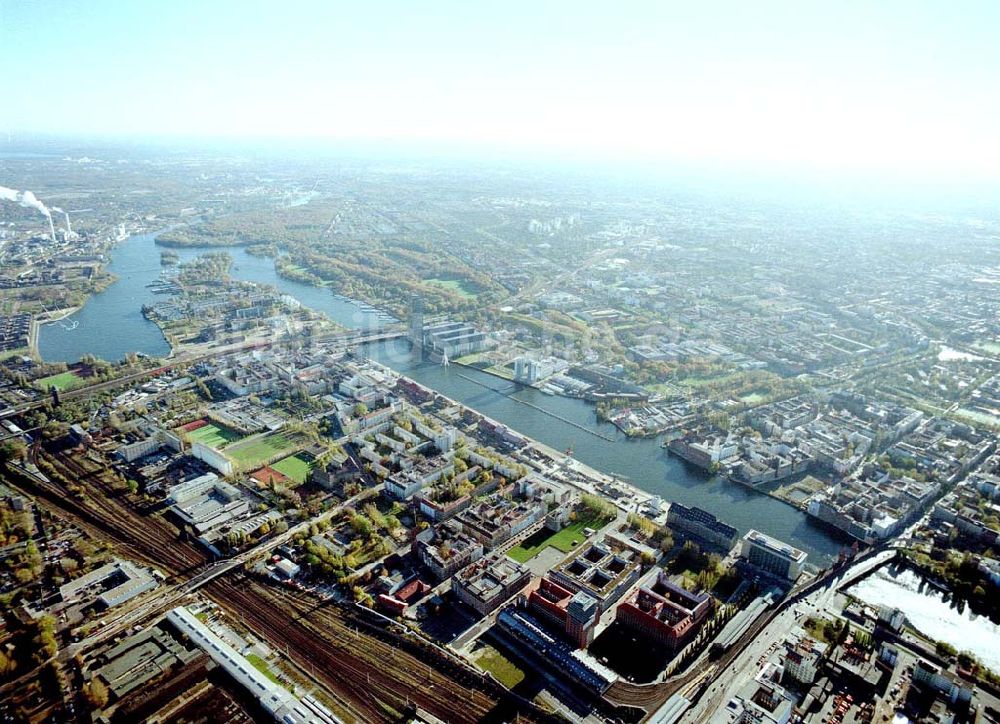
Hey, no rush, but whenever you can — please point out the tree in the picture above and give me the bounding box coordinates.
[33,616,58,662]
[350,514,372,538]
[0,649,16,677]
[195,378,213,401]
[60,558,79,575]
[579,493,614,520]
[84,678,109,709]
[363,503,386,530]
[957,651,976,670]
[0,440,27,464]
[837,620,850,646]
[936,640,957,658]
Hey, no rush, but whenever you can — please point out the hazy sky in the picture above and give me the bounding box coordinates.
[2,0,998,181]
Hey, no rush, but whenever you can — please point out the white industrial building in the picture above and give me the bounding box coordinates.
[59,559,158,609]
[167,474,251,536]
[190,441,235,476]
[166,606,340,723]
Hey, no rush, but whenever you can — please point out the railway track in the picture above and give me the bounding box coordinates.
[207,578,540,724]
[9,452,547,723]
[278,586,564,723]
[26,450,207,575]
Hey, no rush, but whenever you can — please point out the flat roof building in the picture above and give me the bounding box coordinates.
[710,680,795,724]
[167,606,340,723]
[739,529,807,582]
[59,559,158,610]
[414,525,483,581]
[452,552,531,616]
[527,576,600,648]
[550,542,644,613]
[167,474,252,537]
[453,496,545,550]
[92,625,200,700]
[667,503,740,550]
[616,569,713,649]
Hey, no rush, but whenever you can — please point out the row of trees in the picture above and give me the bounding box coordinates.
[578,493,616,521]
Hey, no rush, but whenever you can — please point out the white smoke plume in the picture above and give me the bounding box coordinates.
[51,206,72,236]
[0,185,57,238]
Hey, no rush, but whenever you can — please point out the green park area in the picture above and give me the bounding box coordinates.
[507,513,612,563]
[956,407,1000,429]
[424,277,479,299]
[35,370,89,392]
[484,364,515,381]
[225,431,306,471]
[771,475,828,508]
[474,645,525,688]
[680,371,741,389]
[184,422,243,449]
[271,453,314,484]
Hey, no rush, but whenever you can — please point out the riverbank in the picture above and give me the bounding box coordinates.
[30,305,81,357]
[369,356,656,516]
[37,232,391,363]
[366,340,851,563]
[847,560,1000,672]
[453,369,617,443]
[725,471,828,513]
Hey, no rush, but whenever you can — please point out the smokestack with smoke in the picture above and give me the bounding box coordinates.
[18,191,56,239]
[0,185,56,238]
[51,206,72,236]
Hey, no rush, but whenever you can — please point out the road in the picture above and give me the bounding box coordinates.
[681,549,895,722]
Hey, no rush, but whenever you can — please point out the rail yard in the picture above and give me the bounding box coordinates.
[4,440,552,723]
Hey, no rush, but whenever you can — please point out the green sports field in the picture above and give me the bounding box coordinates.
[225,431,306,471]
[424,277,479,299]
[271,453,314,484]
[36,370,88,392]
[185,422,243,449]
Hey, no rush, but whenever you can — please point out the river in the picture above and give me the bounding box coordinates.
[38,232,850,562]
[848,565,1000,671]
[38,231,387,362]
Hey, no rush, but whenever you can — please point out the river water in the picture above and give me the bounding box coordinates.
[848,565,1000,671]
[39,232,851,562]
